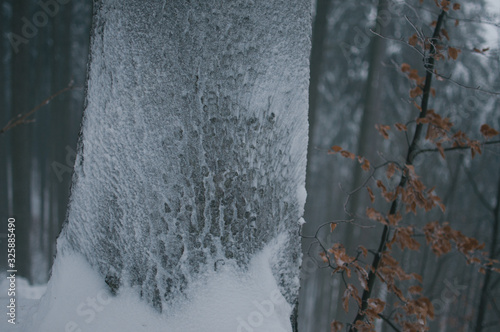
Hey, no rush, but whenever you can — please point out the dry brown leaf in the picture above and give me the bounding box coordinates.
[409,33,419,46]
[448,47,460,60]
[331,321,343,332]
[367,186,375,203]
[480,124,499,139]
[331,145,342,153]
[395,123,407,131]
[386,163,396,179]
[401,63,411,72]
[375,124,390,139]
[340,150,356,160]
[410,86,423,98]
[441,28,450,40]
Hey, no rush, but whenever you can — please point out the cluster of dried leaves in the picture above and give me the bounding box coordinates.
[328,144,499,331]
[324,1,500,331]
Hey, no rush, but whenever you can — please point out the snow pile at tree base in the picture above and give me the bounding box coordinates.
[24,242,292,332]
[0,275,46,330]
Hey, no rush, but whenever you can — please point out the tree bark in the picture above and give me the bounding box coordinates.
[475,175,500,332]
[58,0,311,325]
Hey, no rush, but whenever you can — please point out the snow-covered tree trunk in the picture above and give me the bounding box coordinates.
[51,0,310,329]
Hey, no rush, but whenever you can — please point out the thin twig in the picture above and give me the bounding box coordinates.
[0,81,77,135]
[379,314,402,332]
[414,140,500,158]
[350,10,447,330]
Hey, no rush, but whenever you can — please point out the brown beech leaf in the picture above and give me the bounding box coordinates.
[375,124,390,139]
[358,245,368,257]
[356,268,369,291]
[376,180,387,192]
[386,163,396,179]
[441,28,450,40]
[413,100,423,111]
[405,164,418,179]
[408,286,423,294]
[448,47,460,60]
[367,207,386,224]
[436,142,446,160]
[410,86,423,98]
[473,47,489,53]
[412,273,423,283]
[367,298,385,315]
[440,0,451,10]
[453,3,461,10]
[401,63,411,72]
[340,150,356,160]
[408,69,421,82]
[395,123,407,131]
[469,140,482,158]
[331,145,343,153]
[480,124,499,139]
[358,157,371,171]
[409,33,419,46]
[331,321,343,332]
[342,285,351,312]
[387,212,402,226]
[319,252,329,263]
[330,223,337,232]
[367,186,375,203]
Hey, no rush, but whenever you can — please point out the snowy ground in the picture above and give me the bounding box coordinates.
[1,241,293,332]
[0,276,46,331]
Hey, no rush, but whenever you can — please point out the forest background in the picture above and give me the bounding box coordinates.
[1,0,499,331]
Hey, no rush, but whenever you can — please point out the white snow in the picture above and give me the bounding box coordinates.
[296,185,308,218]
[0,275,46,330]
[4,237,292,332]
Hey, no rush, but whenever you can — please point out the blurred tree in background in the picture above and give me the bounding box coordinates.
[0,0,92,283]
[300,0,500,331]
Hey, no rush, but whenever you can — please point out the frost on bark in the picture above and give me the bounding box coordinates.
[59,0,310,316]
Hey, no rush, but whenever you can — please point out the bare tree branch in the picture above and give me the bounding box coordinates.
[0,81,78,135]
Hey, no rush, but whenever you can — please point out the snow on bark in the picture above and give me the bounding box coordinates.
[58,0,310,318]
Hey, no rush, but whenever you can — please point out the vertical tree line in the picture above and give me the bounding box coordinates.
[0,0,92,283]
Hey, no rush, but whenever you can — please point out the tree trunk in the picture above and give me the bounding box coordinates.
[57,0,310,326]
[0,0,13,272]
[299,0,337,330]
[475,175,500,332]
[10,0,34,282]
